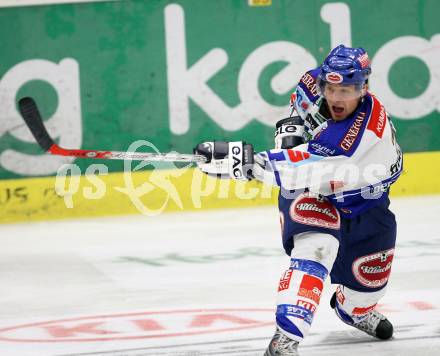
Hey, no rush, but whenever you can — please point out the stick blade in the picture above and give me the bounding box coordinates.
[18,97,54,151]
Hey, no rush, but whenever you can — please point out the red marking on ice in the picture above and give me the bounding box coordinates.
[132,319,166,331]
[377,301,436,313]
[189,314,257,328]
[0,309,273,343]
[44,322,119,338]
[408,301,435,310]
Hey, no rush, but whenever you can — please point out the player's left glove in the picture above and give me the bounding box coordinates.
[194,141,254,180]
[274,116,305,149]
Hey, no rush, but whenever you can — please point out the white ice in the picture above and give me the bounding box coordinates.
[0,195,439,356]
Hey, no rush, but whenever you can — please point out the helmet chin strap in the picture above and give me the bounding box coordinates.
[361,82,368,97]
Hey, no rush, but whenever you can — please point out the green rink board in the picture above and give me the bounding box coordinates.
[0,0,439,181]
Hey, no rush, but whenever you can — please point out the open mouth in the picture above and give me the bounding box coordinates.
[332,106,344,115]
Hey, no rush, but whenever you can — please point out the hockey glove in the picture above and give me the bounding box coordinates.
[194,141,254,180]
[274,116,305,149]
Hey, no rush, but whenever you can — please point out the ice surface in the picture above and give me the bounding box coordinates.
[0,195,439,355]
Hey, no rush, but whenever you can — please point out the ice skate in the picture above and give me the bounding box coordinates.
[330,292,393,340]
[264,327,299,356]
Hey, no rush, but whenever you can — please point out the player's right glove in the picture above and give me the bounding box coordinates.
[274,116,305,149]
[194,141,255,180]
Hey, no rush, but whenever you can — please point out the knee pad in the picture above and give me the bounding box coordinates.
[331,284,386,324]
[293,232,339,271]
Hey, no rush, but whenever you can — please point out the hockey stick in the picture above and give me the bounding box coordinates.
[18,97,207,163]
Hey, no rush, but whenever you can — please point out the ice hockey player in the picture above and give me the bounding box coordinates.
[194,44,403,355]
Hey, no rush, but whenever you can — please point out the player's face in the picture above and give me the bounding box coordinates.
[322,83,364,121]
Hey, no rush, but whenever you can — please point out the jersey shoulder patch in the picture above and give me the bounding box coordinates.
[297,68,321,101]
[294,68,321,120]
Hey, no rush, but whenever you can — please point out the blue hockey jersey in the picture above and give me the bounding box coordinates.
[253,69,403,217]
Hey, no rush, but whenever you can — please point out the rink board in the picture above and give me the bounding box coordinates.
[0,151,439,223]
[1,0,440,182]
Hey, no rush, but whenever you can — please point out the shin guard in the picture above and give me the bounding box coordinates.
[276,258,328,341]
